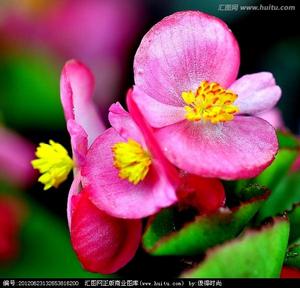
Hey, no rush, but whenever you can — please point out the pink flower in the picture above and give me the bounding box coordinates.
[81,89,180,219]
[1,0,141,60]
[0,126,35,188]
[45,0,141,61]
[82,87,225,218]
[61,60,142,274]
[33,60,141,274]
[131,11,281,180]
[60,61,224,273]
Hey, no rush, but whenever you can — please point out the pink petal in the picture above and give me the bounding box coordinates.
[134,11,240,107]
[155,116,278,180]
[230,72,282,115]
[255,108,285,130]
[108,102,145,145]
[60,59,105,145]
[177,175,226,214]
[67,120,88,167]
[126,89,180,186]
[0,127,35,188]
[70,190,141,274]
[82,128,177,219]
[131,86,185,128]
[67,174,81,230]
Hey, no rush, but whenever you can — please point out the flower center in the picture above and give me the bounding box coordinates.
[31,140,73,190]
[181,81,239,124]
[112,139,151,185]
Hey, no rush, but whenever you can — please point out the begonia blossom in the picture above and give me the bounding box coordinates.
[81,87,225,219]
[32,60,141,274]
[132,11,281,180]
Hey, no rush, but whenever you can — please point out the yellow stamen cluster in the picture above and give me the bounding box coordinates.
[112,139,151,185]
[31,140,73,190]
[182,81,239,124]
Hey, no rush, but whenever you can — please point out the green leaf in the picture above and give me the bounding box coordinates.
[142,208,176,250]
[255,149,298,191]
[277,131,300,150]
[257,172,300,222]
[143,184,269,256]
[284,242,300,269]
[288,204,300,244]
[0,197,107,277]
[182,217,289,278]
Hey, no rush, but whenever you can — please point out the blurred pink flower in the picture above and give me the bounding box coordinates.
[1,0,141,59]
[0,126,35,188]
[1,0,144,109]
[60,60,141,274]
[132,11,281,180]
[45,0,141,60]
[0,195,26,262]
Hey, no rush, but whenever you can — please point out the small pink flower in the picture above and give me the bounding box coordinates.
[62,60,141,274]
[82,89,180,219]
[60,59,106,225]
[132,11,281,180]
[33,60,142,274]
